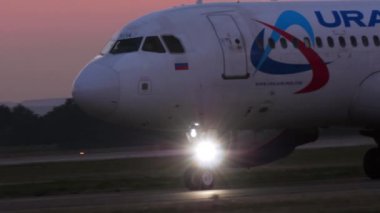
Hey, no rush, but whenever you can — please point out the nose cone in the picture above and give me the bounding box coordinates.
[73,62,120,119]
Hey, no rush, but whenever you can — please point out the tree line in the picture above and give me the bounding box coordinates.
[0,99,179,149]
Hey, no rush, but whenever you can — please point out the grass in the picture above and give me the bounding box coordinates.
[0,145,373,199]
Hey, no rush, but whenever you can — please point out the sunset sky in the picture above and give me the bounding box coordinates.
[0,0,236,102]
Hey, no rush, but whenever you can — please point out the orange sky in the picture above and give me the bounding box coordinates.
[0,0,235,102]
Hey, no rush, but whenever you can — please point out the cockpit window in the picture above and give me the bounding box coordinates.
[142,36,166,53]
[110,37,143,54]
[101,40,116,55]
[162,35,185,53]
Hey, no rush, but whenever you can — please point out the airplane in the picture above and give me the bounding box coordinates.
[72,0,380,190]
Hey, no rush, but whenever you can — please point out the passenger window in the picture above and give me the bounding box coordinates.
[268,38,275,49]
[362,36,369,47]
[374,36,380,46]
[304,37,311,48]
[339,36,346,48]
[316,37,323,48]
[327,37,334,48]
[142,36,166,53]
[162,35,185,53]
[350,36,357,47]
[110,37,143,54]
[292,38,299,48]
[280,38,287,48]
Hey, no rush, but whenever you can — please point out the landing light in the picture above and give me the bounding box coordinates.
[193,140,223,168]
[190,128,198,138]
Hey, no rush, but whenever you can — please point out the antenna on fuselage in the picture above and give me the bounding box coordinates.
[196,0,203,4]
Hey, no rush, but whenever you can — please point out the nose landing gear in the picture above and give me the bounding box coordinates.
[183,124,223,190]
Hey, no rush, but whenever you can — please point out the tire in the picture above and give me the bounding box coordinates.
[184,167,215,190]
[363,148,380,179]
[200,169,214,190]
[184,167,200,190]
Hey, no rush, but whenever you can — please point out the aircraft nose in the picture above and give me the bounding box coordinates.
[73,62,120,119]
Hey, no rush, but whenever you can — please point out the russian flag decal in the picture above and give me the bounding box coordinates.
[175,63,189,71]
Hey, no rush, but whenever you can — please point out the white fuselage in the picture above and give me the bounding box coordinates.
[73,1,380,133]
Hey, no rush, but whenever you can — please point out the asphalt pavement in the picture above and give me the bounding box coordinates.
[1,178,380,212]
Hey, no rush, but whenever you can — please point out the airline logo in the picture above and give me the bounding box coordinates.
[316,10,380,28]
[251,11,329,94]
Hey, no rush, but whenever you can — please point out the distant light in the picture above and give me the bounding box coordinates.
[79,151,85,155]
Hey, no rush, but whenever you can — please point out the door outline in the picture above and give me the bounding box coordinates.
[208,14,250,80]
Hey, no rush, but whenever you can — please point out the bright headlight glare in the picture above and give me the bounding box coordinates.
[193,140,223,167]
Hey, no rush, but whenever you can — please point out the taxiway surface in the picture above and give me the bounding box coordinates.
[1,178,380,213]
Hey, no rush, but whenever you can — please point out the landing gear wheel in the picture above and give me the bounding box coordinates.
[184,167,200,190]
[199,170,214,189]
[184,167,215,190]
[363,148,380,179]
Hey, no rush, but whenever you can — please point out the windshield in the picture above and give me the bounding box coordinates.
[109,37,143,54]
[142,36,166,53]
[100,40,116,55]
[162,35,185,53]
